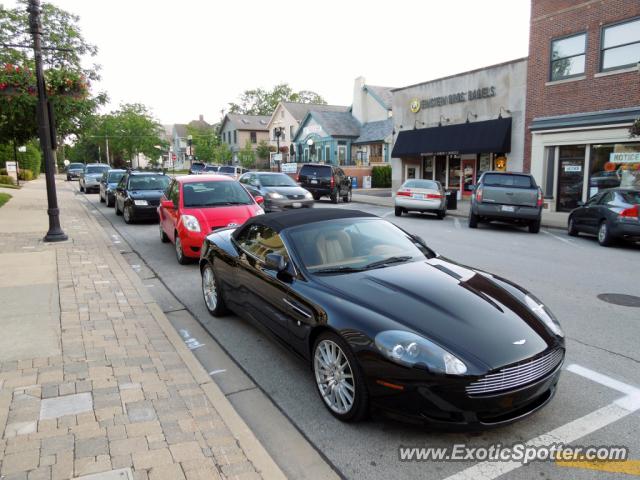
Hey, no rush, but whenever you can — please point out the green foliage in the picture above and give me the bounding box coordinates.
[239,140,255,169]
[630,118,640,138]
[256,140,272,161]
[18,168,33,181]
[229,83,327,116]
[186,123,219,164]
[0,141,40,177]
[0,192,11,207]
[0,175,14,185]
[371,165,391,188]
[214,143,233,165]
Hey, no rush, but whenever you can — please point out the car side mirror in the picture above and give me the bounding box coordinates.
[255,195,264,205]
[161,199,174,209]
[265,253,286,272]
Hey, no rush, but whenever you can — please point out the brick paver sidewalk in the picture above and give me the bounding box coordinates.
[0,179,284,480]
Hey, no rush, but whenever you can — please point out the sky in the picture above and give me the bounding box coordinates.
[5,0,531,125]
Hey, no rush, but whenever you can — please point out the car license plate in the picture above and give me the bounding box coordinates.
[310,179,318,184]
[412,194,424,199]
[292,202,302,208]
[501,205,515,212]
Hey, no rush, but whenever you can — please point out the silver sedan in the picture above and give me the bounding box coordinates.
[394,179,446,218]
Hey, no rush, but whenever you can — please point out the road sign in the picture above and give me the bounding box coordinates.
[273,153,283,162]
[172,154,177,160]
[281,163,297,174]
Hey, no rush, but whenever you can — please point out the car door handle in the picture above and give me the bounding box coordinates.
[283,298,311,319]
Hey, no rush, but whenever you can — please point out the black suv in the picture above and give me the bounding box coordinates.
[297,163,352,203]
[114,171,170,224]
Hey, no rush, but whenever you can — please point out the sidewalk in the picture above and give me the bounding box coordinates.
[352,190,569,229]
[0,179,285,480]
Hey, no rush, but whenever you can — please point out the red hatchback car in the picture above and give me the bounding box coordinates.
[158,175,264,264]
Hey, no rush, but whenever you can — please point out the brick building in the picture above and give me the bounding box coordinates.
[525,0,640,212]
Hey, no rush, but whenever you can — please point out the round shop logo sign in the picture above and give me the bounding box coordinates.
[410,98,421,113]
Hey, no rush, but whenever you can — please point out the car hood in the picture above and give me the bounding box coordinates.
[263,186,309,196]
[183,204,259,231]
[314,257,555,371]
[129,190,164,200]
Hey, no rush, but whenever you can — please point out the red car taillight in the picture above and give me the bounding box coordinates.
[396,189,411,197]
[475,187,483,203]
[296,174,300,182]
[537,188,543,207]
[330,176,335,189]
[426,193,443,199]
[619,205,639,218]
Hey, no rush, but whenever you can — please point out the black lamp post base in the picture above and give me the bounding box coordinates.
[44,230,68,242]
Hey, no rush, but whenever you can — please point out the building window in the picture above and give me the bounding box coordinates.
[233,131,237,144]
[601,17,640,71]
[250,131,257,144]
[550,33,586,80]
[290,125,295,140]
[280,110,284,119]
[325,145,331,163]
[589,143,640,197]
[557,145,586,212]
[543,147,556,198]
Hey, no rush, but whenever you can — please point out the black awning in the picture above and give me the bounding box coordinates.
[392,117,512,157]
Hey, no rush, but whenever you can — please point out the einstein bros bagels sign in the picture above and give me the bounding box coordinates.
[410,86,497,112]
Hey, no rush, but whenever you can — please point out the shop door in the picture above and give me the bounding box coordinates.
[435,155,447,186]
[462,158,476,195]
[337,146,346,166]
[557,146,585,212]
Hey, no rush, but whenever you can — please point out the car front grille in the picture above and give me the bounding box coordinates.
[465,348,564,396]
[286,194,305,200]
[147,199,160,207]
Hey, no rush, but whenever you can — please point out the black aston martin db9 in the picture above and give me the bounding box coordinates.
[199,209,565,427]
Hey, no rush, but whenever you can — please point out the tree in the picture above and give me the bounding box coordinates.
[0,1,107,163]
[238,140,255,169]
[214,143,232,165]
[229,83,327,116]
[186,123,219,163]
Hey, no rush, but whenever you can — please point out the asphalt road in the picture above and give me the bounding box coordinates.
[76,184,640,480]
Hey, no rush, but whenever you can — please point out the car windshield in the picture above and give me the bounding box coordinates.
[219,166,236,174]
[403,180,440,190]
[128,175,170,190]
[300,165,331,177]
[204,166,219,172]
[182,180,253,207]
[287,218,432,274]
[85,165,109,175]
[483,174,534,188]
[258,174,297,187]
[191,163,205,171]
[108,172,125,183]
[69,163,84,169]
[619,191,640,204]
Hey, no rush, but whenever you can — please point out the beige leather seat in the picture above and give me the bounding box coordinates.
[316,230,353,265]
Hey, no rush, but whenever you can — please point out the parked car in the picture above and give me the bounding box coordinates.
[567,187,640,246]
[158,175,264,264]
[469,171,543,233]
[394,179,446,218]
[114,171,170,224]
[218,165,249,180]
[239,172,314,212]
[202,165,221,174]
[99,169,126,207]
[66,162,85,180]
[79,164,110,193]
[188,162,206,175]
[199,209,564,425]
[297,163,352,203]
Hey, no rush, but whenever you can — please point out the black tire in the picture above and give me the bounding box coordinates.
[115,200,122,216]
[123,205,135,224]
[80,183,85,193]
[468,212,478,228]
[175,234,192,265]
[394,206,402,217]
[567,216,578,236]
[437,210,446,219]
[201,262,228,316]
[330,189,339,204]
[312,331,369,422]
[313,193,320,201]
[159,223,169,243]
[106,195,114,208]
[343,189,352,203]
[597,220,614,247]
[528,219,541,234]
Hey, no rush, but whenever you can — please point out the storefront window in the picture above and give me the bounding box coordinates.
[589,143,640,197]
[422,156,434,180]
[542,146,556,198]
[477,153,492,180]
[448,155,461,190]
[435,155,446,186]
[557,145,585,212]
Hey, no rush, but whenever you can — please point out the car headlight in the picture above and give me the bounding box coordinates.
[524,295,564,337]
[375,330,467,375]
[268,192,284,199]
[181,214,201,232]
[304,191,313,199]
[133,199,148,206]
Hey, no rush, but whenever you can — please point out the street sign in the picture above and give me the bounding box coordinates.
[5,161,18,183]
[273,153,283,162]
[281,163,297,174]
[172,154,177,161]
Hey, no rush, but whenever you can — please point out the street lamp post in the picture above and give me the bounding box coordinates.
[28,0,67,242]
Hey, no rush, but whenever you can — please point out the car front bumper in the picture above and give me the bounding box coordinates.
[360,348,564,429]
[67,172,82,179]
[83,179,101,190]
[395,197,445,212]
[475,203,541,222]
[265,198,314,211]
[130,204,160,220]
[178,228,207,258]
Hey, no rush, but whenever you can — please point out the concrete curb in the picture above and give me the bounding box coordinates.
[71,183,287,480]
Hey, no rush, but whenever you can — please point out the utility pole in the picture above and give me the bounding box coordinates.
[105,137,110,166]
[28,0,67,242]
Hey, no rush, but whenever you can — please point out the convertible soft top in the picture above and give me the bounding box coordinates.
[233,208,377,237]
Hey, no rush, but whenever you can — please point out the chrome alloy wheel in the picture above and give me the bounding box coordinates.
[598,222,607,243]
[175,236,184,262]
[202,266,217,311]
[314,339,355,414]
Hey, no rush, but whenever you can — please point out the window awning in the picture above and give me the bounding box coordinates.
[392,117,512,157]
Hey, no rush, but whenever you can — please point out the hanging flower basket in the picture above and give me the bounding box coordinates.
[630,118,640,138]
